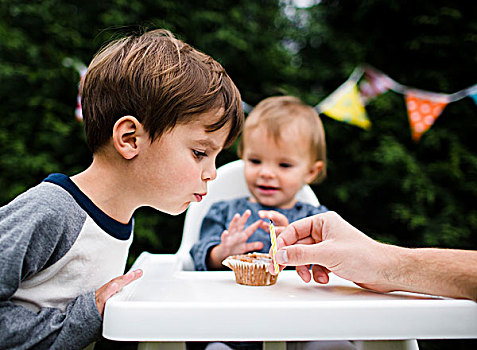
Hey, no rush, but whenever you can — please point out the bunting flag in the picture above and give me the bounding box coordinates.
[359,66,397,104]
[471,93,477,106]
[68,59,475,142]
[405,91,449,142]
[74,66,87,122]
[468,85,477,106]
[242,101,253,114]
[63,57,87,122]
[315,65,476,141]
[316,69,371,130]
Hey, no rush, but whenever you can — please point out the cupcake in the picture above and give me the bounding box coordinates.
[222,252,278,286]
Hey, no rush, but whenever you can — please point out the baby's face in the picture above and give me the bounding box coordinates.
[242,123,319,209]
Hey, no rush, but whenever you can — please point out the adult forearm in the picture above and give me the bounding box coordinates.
[381,245,477,301]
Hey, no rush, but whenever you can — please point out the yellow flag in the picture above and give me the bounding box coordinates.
[319,80,371,129]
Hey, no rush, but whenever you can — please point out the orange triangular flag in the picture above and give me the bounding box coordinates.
[405,92,449,142]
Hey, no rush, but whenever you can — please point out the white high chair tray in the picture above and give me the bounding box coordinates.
[103,252,477,343]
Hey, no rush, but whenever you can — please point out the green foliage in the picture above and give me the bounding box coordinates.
[0,0,295,258]
[1,0,476,260]
[298,0,477,253]
[1,1,476,349]
[1,0,475,259]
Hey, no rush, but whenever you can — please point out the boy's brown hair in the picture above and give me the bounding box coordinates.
[81,29,243,153]
[238,96,327,184]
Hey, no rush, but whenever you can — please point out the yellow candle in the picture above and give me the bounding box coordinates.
[269,220,280,274]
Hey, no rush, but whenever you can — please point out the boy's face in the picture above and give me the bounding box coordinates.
[242,122,320,209]
[137,110,229,215]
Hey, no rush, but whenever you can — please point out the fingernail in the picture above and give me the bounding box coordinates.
[127,269,141,277]
[276,250,288,264]
[317,276,327,284]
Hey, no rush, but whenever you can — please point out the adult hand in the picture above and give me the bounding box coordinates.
[270,211,397,293]
[258,210,289,236]
[95,269,143,316]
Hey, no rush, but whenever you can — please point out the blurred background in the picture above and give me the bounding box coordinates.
[0,0,476,349]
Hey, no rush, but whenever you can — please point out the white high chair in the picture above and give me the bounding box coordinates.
[171,160,419,350]
[119,159,421,350]
[175,159,320,271]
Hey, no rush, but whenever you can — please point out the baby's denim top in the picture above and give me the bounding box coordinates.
[189,196,328,271]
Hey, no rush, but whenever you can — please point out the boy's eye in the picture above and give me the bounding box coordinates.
[193,150,207,158]
[248,158,261,165]
[279,163,292,168]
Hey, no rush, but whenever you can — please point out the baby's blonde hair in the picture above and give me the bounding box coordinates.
[238,96,327,184]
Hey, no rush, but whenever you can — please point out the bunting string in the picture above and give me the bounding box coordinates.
[68,58,476,142]
[315,65,477,141]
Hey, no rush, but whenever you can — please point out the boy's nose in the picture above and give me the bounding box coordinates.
[202,164,217,182]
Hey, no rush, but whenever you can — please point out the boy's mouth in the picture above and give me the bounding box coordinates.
[194,193,207,202]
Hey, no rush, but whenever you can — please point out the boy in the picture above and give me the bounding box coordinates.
[0,29,243,349]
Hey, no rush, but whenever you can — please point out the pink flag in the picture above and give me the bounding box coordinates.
[359,66,396,104]
[75,66,87,122]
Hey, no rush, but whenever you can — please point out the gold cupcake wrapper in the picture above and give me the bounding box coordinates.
[223,253,278,286]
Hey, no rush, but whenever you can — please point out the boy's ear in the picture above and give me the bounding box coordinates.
[112,116,144,160]
[304,160,324,184]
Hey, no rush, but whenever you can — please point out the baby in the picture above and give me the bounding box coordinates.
[190,96,358,350]
[191,95,328,271]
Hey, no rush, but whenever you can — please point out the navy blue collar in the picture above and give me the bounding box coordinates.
[43,173,133,240]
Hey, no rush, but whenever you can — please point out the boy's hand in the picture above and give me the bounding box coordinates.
[95,269,143,316]
[258,210,289,235]
[208,210,264,268]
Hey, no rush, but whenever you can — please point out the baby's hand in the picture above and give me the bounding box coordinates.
[258,210,289,235]
[208,210,264,269]
[220,209,264,255]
